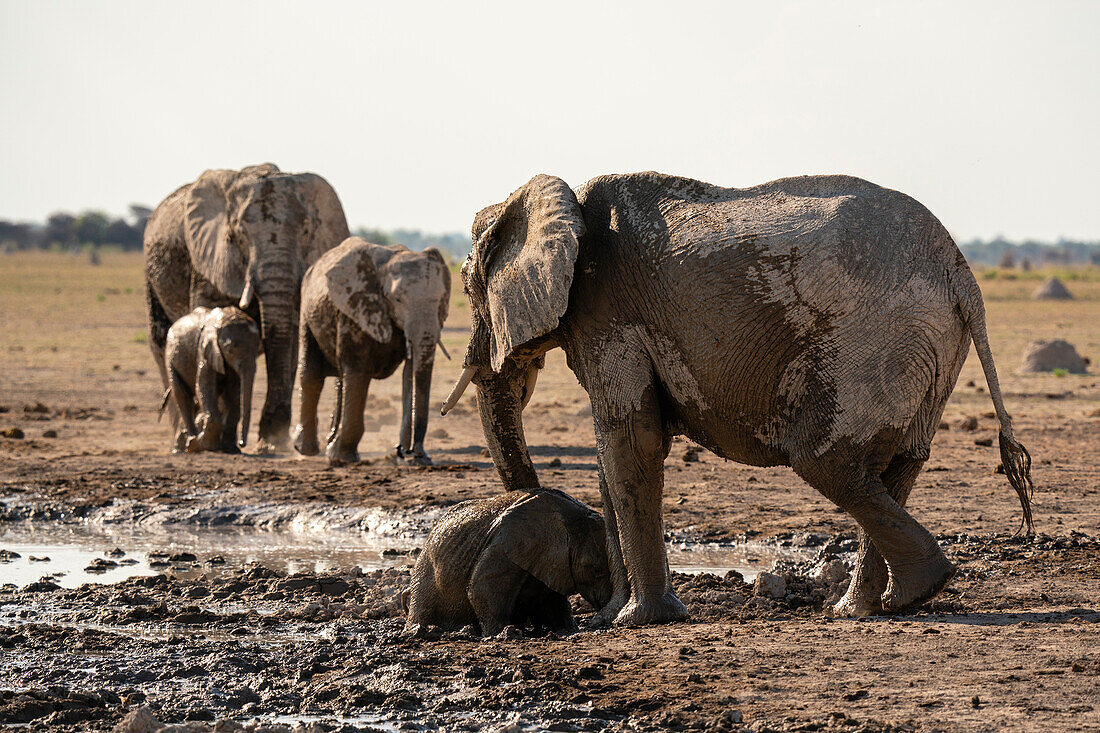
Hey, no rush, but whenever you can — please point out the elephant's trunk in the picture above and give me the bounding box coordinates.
[238,361,255,447]
[408,332,437,454]
[474,364,540,490]
[255,284,298,452]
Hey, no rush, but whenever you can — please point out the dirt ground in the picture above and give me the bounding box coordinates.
[1,252,1099,732]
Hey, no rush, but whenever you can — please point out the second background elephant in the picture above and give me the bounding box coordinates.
[294,237,451,465]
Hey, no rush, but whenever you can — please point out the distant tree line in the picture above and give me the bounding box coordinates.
[0,209,473,262]
[959,237,1100,267]
[0,206,153,251]
[354,227,472,262]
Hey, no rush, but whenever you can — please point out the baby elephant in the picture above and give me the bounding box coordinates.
[404,489,613,636]
[294,237,451,466]
[163,306,261,453]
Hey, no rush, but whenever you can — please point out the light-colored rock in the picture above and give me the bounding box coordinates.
[1020,340,1088,374]
[813,559,850,586]
[113,707,162,733]
[753,571,787,599]
[1032,277,1073,300]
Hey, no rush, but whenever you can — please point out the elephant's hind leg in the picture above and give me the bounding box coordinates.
[293,326,325,456]
[835,454,926,616]
[800,451,954,614]
[326,369,368,466]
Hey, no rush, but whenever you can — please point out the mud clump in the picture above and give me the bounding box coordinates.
[1032,277,1074,300]
[1,426,25,439]
[1020,340,1088,374]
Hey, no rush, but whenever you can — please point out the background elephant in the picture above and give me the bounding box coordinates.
[404,489,612,636]
[163,306,261,454]
[144,163,351,453]
[293,236,450,466]
[442,172,1034,626]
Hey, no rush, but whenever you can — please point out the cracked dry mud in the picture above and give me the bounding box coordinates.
[2,254,1099,731]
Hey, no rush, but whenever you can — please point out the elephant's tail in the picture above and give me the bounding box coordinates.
[158,387,172,422]
[950,250,1035,535]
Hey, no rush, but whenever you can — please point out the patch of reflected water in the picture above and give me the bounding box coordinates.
[667,542,812,580]
[1,524,811,589]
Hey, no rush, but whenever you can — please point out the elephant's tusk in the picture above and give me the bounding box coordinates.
[239,275,254,310]
[521,365,539,411]
[437,341,451,360]
[440,366,477,416]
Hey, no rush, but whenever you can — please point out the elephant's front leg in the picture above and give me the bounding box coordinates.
[590,454,630,626]
[468,549,528,637]
[595,384,687,626]
[326,369,368,466]
[394,358,414,462]
[218,374,241,454]
[188,367,222,453]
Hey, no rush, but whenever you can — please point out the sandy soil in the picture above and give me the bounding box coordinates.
[1,252,1099,731]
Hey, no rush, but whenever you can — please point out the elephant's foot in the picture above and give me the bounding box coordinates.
[880,549,957,613]
[293,426,320,456]
[833,584,885,618]
[254,439,277,455]
[613,591,688,627]
[326,441,360,466]
[587,589,629,627]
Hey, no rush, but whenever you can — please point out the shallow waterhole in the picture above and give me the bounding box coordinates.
[0,523,811,589]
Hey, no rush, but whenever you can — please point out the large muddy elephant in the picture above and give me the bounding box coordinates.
[442,172,1034,626]
[293,237,451,466]
[144,164,351,452]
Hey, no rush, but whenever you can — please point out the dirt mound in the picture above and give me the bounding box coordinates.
[1032,277,1074,300]
[1020,339,1088,373]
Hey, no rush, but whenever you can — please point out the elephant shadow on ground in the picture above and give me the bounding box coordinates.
[886,609,1099,626]
[433,444,598,472]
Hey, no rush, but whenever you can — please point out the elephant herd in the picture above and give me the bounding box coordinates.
[145,164,450,466]
[143,164,1034,626]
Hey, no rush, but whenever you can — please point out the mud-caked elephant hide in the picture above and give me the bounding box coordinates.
[293,237,451,466]
[442,172,1035,627]
[403,489,612,636]
[144,163,351,453]
[162,306,261,454]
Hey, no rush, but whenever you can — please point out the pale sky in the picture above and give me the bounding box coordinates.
[1,1,1098,241]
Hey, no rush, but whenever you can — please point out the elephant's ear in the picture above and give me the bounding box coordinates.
[291,173,352,267]
[323,238,394,344]
[467,175,584,371]
[424,247,452,330]
[491,493,574,597]
[199,324,225,375]
[183,169,248,299]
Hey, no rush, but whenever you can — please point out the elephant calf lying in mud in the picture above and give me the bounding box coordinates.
[403,490,613,636]
[162,306,261,453]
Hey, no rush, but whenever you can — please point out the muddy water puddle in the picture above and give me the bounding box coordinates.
[0,524,420,589]
[1,523,812,589]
